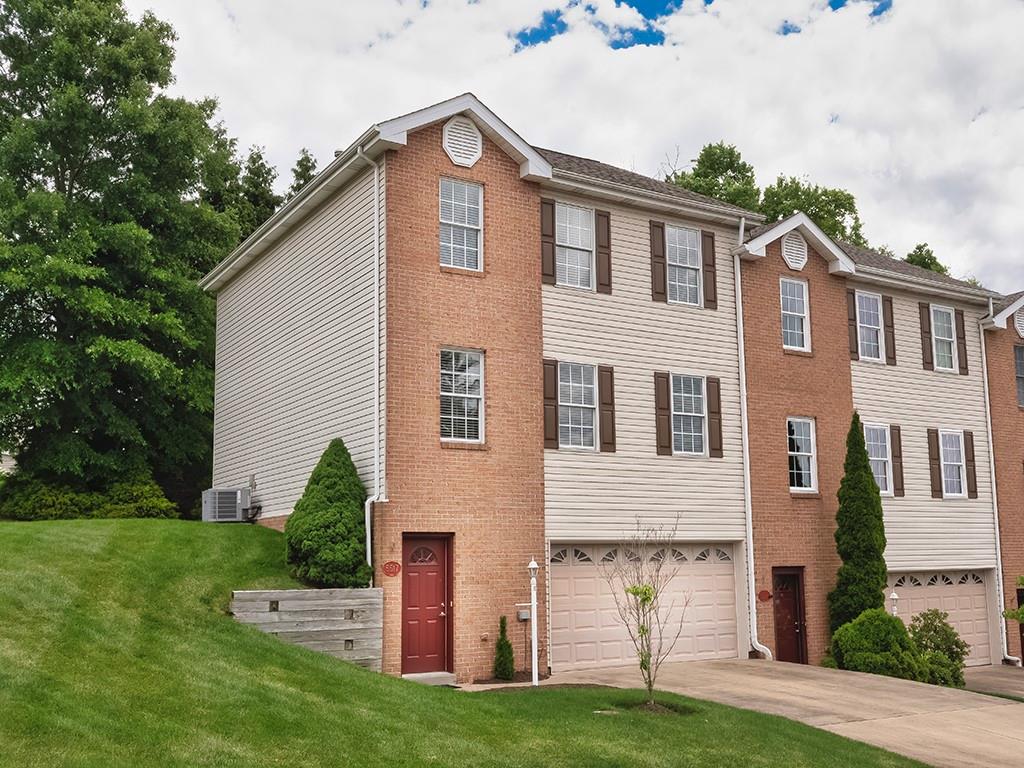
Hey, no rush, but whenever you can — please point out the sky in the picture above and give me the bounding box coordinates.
[121,0,1024,290]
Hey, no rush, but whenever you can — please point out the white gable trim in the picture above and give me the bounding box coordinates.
[733,212,856,276]
[983,293,1024,330]
[376,93,551,182]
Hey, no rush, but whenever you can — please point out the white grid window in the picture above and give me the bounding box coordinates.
[931,306,956,372]
[440,349,483,442]
[1016,346,1024,407]
[781,279,810,351]
[439,179,482,270]
[558,362,596,448]
[940,430,966,497]
[857,292,884,361]
[787,417,817,491]
[555,203,594,289]
[671,375,706,454]
[864,425,892,494]
[666,226,701,306]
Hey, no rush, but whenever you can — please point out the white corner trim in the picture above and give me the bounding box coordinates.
[733,212,856,276]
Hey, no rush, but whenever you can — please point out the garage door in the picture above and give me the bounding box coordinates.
[549,543,738,672]
[888,571,991,666]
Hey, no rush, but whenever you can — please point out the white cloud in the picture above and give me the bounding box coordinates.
[123,0,1024,289]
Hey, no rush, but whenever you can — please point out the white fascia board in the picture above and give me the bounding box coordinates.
[853,268,995,307]
[375,93,552,181]
[984,293,1024,328]
[734,212,856,275]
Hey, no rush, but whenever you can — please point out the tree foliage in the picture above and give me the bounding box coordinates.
[761,175,868,246]
[237,145,281,239]
[826,412,888,634]
[493,615,515,681]
[666,142,760,211]
[287,147,318,200]
[904,243,949,276]
[0,0,244,508]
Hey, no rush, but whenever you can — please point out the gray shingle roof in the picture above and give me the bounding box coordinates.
[994,290,1024,314]
[533,147,762,219]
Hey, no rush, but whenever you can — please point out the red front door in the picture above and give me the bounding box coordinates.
[402,537,450,674]
[772,567,808,664]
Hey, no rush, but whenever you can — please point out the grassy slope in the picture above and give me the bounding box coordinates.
[0,520,924,768]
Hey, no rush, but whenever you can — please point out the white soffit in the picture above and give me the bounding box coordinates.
[737,211,856,276]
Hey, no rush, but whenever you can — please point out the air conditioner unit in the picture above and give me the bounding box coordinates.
[202,487,251,523]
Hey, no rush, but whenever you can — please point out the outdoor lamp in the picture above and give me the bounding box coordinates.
[889,589,899,616]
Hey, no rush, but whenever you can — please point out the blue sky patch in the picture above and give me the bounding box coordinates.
[779,20,801,35]
[830,0,893,15]
[513,9,568,50]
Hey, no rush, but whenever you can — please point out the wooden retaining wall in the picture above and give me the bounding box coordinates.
[230,588,383,671]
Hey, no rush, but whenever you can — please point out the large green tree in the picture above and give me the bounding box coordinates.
[761,175,868,246]
[667,142,760,211]
[236,145,281,240]
[0,0,243,508]
[287,147,318,200]
[904,243,949,276]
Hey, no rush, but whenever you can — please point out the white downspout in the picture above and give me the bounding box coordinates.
[978,320,1022,666]
[357,145,383,579]
[734,217,773,660]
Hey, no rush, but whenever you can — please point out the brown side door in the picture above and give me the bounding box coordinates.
[402,536,451,674]
[772,567,808,664]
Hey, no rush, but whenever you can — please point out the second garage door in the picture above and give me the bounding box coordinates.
[549,542,739,672]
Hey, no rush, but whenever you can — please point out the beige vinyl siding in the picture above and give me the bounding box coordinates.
[213,165,382,519]
[850,286,996,570]
[543,193,746,541]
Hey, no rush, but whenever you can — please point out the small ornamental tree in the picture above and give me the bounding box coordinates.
[284,439,372,588]
[827,412,888,633]
[493,616,515,681]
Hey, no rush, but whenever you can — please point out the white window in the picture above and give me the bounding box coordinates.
[558,362,596,449]
[931,305,957,372]
[671,374,706,455]
[440,349,483,442]
[856,292,884,362]
[555,203,594,290]
[780,279,810,351]
[666,225,701,306]
[439,179,482,270]
[1016,346,1024,407]
[864,424,892,495]
[787,417,817,491]
[939,430,966,497]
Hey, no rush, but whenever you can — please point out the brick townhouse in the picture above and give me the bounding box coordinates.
[201,94,1022,682]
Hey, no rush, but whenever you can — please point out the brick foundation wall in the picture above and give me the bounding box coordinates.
[985,323,1024,658]
[742,241,854,663]
[375,124,546,683]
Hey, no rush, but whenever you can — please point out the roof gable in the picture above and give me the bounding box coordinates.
[985,290,1024,329]
[735,212,856,275]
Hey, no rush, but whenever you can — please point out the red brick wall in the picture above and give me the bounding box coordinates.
[375,123,547,683]
[985,323,1024,658]
[742,241,854,663]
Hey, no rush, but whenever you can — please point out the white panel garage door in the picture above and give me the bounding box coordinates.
[888,571,991,666]
[549,543,738,672]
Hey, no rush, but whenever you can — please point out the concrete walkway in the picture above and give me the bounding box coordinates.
[551,660,1024,768]
[964,663,1024,700]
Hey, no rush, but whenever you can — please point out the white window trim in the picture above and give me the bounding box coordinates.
[938,428,967,499]
[439,347,485,444]
[863,422,894,497]
[670,372,708,457]
[787,416,819,493]
[855,290,885,363]
[557,360,599,451]
[780,278,811,352]
[554,202,596,292]
[930,304,958,373]
[1015,345,1024,407]
[664,223,703,308]
[439,178,483,273]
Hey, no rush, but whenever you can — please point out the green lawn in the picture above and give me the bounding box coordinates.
[0,520,926,768]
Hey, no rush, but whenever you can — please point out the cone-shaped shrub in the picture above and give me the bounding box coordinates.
[493,615,515,681]
[827,412,888,634]
[285,439,372,588]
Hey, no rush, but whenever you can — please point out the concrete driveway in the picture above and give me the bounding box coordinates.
[552,660,1024,768]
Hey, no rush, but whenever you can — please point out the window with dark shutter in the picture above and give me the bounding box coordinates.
[598,366,616,452]
[883,295,897,366]
[707,376,723,458]
[890,425,905,497]
[955,309,969,375]
[654,371,672,455]
[701,231,717,310]
[650,221,667,302]
[847,290,860,360]
[919,303,934,371]
[964,430,978,499]
[927,428,942,498]
[541,199,556,285]
[596,211,612,295]
[543,358,558,448]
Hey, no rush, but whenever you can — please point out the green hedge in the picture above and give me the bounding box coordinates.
[0,474,177,520]
[831,609,923,681]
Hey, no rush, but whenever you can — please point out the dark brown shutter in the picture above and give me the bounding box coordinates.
[847,289,860,360]
[596,211,612,295]
[654,371,672,455]
[650,221,666,302]
[706,376,723,458]
[883,295,897,366]
[890,425,905,497]
[955,309,969,375]
[919,303,934,371]
[927,428,943,498]
[598,365,616,452]
[543,358,558,449]
[701,230,717,310]
[964,431,978,499]
[541,199,556,285]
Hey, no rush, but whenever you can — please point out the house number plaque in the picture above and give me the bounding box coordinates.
[382,561,401,577]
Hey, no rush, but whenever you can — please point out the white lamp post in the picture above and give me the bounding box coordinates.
[889,589,899,617]
[528,559,539,687]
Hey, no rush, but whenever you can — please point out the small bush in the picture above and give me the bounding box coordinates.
[0,473,176,520]
[831,608,923,682]
[909,609,970,687]
[920,650,961,687]
[285,439,372,588]
[494,616,515,681]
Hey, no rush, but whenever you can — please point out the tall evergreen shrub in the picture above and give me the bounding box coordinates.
[493,616,515,681]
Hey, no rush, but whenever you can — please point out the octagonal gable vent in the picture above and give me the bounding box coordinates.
[443,116,482,168]
[782,231,809,271]
[1015,309,1024,338]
